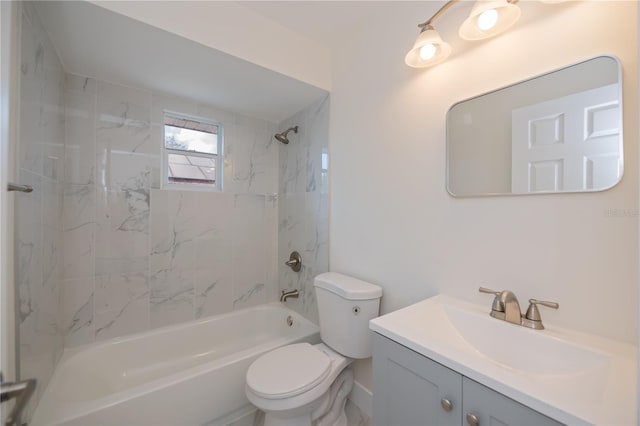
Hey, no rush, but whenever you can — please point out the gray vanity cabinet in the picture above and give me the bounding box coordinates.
[372,334,563,426]
[372,334,462,426]
[462,378,561,426]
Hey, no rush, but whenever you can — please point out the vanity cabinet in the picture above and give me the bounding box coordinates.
[372,334,563,426]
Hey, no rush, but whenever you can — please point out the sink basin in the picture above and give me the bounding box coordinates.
[369,294,637,425]
[442,304,610,375]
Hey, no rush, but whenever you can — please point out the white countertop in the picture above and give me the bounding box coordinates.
[369,295,637,425]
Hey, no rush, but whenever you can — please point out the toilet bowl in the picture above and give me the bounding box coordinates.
[246,343,352,426]
[245,273,382,426]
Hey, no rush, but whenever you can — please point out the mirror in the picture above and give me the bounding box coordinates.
[447,56,623,197]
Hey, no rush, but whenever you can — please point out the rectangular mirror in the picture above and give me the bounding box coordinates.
[447,56,623,197]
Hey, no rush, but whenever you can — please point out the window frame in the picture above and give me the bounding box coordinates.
[161,110,224,192]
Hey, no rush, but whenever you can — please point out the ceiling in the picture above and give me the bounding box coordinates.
[34,1,328,123]
[240,1,443,50]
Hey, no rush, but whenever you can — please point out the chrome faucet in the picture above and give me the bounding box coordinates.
[280,289,299,302]
[479,287,559,330]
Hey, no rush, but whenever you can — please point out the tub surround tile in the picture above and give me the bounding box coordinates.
[95,273,148,314]
[63,184,95,231]
[62,74,326,344]
[63,184,95,280]
[193,224,234,318]
[94,83,152,280]
[65,73,97,94]
[278,96,329,325]
[233,283,266,310]
[265,194,280,303]
[232,195,270,309]
[95,298,149,341]
[17,11,67,415]
[19,5,46,177]
[149,125,163,189]
[151,92,197,125]
[16,171,43,324]
[150,269,194,328]
[96,80,151,127]
[95,189,149,276]
[194,269,233,319]
[231,118,278,195]
[63,278,94,348]
[65,87,96,186]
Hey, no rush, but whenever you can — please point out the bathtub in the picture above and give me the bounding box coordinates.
[31,303,320,425]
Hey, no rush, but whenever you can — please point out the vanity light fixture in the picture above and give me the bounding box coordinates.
[404,25,452,68]
[405,0,522,68]
[459,0,521,40]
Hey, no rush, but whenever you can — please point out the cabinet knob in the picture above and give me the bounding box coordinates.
[466,413,480,426]
[440,398,453,412]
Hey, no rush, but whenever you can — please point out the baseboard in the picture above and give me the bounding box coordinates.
[348,380,373,419]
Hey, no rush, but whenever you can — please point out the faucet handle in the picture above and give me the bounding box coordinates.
[525,299,559,321]
[478,287,504,313]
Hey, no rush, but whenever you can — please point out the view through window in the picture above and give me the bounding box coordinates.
[163,113,222,190]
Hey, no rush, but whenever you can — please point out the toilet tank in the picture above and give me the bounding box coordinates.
[314,272,382,359]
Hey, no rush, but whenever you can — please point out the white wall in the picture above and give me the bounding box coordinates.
[90,1,332,92]
[329,1,638,389]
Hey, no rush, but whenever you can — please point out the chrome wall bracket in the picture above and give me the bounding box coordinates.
[7,182,32,193]
[1,376,36,426]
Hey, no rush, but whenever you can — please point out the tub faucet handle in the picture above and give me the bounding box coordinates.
[284,251,302,272]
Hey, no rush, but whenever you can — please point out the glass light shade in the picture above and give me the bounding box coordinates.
[405,27,452,68]
[459,0,521,41]
[477,9,498,30]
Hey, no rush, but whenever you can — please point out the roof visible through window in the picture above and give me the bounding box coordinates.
[164,116,218,155]
[163,113,222,188]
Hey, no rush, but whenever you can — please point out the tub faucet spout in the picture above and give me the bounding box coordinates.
[280,289,299,302]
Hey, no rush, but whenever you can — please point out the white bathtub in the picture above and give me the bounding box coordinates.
[32,303,320,425]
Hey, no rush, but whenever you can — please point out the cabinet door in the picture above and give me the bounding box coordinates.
[462,378,564,426]
[372,334,462,426]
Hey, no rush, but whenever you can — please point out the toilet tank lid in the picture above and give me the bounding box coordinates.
[314,272,382,300]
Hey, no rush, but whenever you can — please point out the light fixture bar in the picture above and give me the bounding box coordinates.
[417,0,460,30]
[408,0,523,68]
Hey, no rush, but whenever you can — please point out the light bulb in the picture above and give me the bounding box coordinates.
[477,9,498,31]
[419,43,437,60]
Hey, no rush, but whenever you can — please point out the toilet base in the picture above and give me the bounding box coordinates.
[260,368,354,426]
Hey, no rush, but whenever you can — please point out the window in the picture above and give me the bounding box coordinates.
[163,112,223,190]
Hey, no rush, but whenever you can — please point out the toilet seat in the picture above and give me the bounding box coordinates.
[246,343,331,400]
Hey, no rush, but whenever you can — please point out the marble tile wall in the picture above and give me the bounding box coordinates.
[63,73,279,347]
[16,3,66,419]
[278,96,330,324]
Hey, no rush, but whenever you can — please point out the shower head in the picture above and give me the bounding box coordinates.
[274,126,299,144]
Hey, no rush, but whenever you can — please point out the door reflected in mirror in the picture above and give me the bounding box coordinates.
[447,56,623,197]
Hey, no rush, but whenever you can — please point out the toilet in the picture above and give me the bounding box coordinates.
[245,272,382,426]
